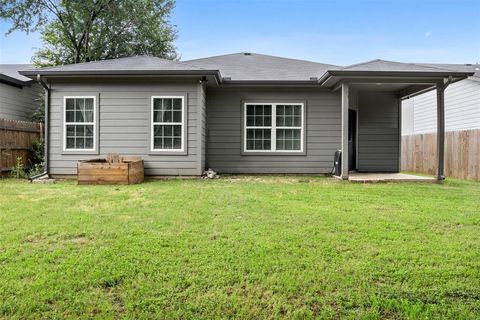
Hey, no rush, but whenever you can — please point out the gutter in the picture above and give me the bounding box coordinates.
[19,69,223,85]
[28,74,49,181]
[400,76,461,100]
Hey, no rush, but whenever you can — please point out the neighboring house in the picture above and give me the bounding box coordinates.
[0,64,42,121]
[402,64,480,135]
[19,53,473,180]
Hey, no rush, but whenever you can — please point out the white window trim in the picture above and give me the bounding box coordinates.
[63,96,96,152]
[151,96,185,152]
[243,102,304,153]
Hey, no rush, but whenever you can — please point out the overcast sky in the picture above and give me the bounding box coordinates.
[1,0,479,65]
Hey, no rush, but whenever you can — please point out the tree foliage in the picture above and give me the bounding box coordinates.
[0,0,178,66]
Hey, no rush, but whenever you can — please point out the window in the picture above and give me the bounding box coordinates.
[244,103,304,152]
[64,96,95,151]
[151,96,184,151]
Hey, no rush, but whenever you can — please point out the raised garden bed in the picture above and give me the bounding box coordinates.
[77,155,144,185]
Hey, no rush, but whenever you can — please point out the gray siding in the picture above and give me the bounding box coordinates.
[206,87,341,174]
[357,91,399,172]
[0,82,42,120]
[401,79,480,134]
[48,78,202,176]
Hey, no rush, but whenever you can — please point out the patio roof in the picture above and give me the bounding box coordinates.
[318,59,474,89]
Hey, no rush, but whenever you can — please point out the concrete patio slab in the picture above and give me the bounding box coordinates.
[348,172,436,183]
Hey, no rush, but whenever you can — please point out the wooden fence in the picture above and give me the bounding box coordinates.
[401,129,480,180]
[0,119,43,174]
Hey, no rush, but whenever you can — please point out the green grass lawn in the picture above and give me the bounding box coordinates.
[0,176,479,319]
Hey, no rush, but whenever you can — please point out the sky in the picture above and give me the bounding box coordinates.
[0,0,479,66]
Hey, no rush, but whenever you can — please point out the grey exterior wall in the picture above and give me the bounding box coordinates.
[0,82,42,120]
[401,79,480,135]
[48,78,205,176]
[205,86,341,174]
[357,91,399,172]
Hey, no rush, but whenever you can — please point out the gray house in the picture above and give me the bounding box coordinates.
[402,64,480,135]
[20,53,474,180]
[0,64,42,121]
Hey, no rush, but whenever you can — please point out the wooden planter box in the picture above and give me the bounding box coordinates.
[77,156,144,185]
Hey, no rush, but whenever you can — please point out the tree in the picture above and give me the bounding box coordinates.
[0,0,178,67]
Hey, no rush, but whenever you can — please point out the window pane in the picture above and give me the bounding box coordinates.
[75,111,84,122]
[76,125,84,136]
[163,111,172,122]
[75,98,84,112]
[85,138,94,149]
[66,111,75,122]
[84,110,94,122]
[66,99,74,110]
[76,137,84,149]
[163,137,173,149]
[85,125,94,137]
[66,125,75,136]
[153,110,162,122]
[163,98,173,110]
[153,99,162,110]
[246,105,255,115]
[172,111,182,123]
[66,138,75,148]
[172,98,182,110]
[84,98,94,110]
[173,125,182,136]
[173,138,182,149]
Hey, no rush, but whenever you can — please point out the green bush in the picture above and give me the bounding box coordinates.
[10,157,26,179]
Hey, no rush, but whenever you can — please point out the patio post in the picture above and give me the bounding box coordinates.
[341,82,349,179]
[436,81,446,181]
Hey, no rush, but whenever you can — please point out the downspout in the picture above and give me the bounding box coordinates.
[28,74,49,181]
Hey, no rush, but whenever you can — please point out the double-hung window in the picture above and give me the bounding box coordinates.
[244,103,304,152]
[151,96,185,152]
[64,96,95,151]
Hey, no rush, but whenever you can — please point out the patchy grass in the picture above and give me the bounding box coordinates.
[0,176,479,319]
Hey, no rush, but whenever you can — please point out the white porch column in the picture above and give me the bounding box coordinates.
[341,83,349,179]
[436,81,446,181]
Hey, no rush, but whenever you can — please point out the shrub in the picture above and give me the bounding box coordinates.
[28,163,44,177]
[10,157,26,179]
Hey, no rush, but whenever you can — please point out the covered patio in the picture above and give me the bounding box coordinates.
[319,60,474,181]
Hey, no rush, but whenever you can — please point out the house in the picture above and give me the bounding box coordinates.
[0,64,42,121]
[402,64,480,135]
[19,53,474,181]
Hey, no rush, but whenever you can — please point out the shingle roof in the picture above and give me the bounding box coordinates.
[21,56,208,73]
[341,59,457,73]
[185,52,341,81]
[0,64,34,84]
[414,63,480,79]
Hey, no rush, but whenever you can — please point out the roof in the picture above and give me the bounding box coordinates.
[19,54,475,86]
[414,63,480,80]
[20,56,221,81]
[185,52,341,82]
[341,59,458,73]
[0,64,34,86]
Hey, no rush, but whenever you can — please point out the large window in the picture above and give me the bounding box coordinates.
[244,103,304,152]
[64,96,95,151]
[151,96,184,152]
